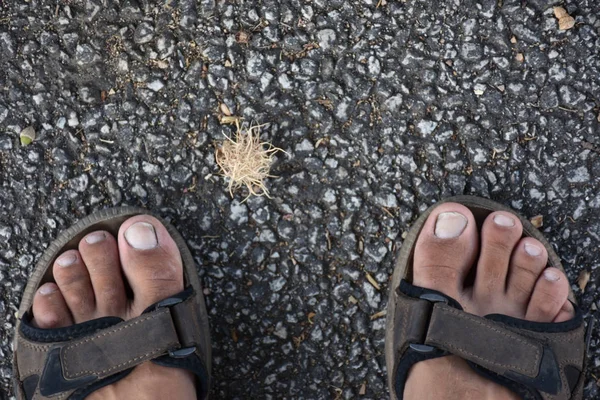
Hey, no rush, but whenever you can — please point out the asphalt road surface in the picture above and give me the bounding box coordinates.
[1,0,599,399]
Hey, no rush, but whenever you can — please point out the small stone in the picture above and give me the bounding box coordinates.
[383,95,403,112]
[245,51,264,80]
[416,120,437,135]
[0,32,16,59]
[20,126,36,146]
[147,80,165,92]
[142,161,160,176]
[0,105,7,123]
[473,84,486,96]
[460,42,482,62]
[559,85,585,107]
[68,112,79,127]
[69,174,89,192]
[295,139,314,153]
[516,53,524,63]
[317,29,336,50]
[270,276,286,292]
[76,44,99,66]
[367,56,381,77]
[0,136,13,150]
[134,22,155,44]
[566,166,590,183]
[230,200,248,225]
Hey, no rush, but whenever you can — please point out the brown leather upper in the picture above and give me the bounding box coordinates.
[15,294,205,400]
[391,288,586,400]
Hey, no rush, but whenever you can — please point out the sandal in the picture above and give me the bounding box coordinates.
[12,207,211,400]
[385,196,587,400]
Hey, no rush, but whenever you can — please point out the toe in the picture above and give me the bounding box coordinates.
[79,231,127,317]
[53,250,96,323]
[118,215,184,317]
[32,283,74,328]
[413,203,478,301]
[504,238,548,316]
[473,211,523,299]
[554,300,576,323]
[525,267,569,322]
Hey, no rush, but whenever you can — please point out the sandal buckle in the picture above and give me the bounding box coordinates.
[409,293,449,353]
[154,295,197,359]
[155,297,184,309]
[169,346,197,358]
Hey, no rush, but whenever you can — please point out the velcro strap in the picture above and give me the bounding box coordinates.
[61,308,179,380]
[425,303,542,378]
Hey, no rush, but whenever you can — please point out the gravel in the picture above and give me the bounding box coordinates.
[1,0,600,399]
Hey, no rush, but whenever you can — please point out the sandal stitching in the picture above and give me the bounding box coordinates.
[431,307,541,375]
[63,311,174,378]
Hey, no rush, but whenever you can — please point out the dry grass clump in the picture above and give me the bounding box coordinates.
[215,123,284,200]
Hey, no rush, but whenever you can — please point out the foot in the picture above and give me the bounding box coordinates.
[31,215,197,400]
[404,203,574,400]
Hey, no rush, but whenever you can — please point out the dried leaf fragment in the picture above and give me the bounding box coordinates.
[20,126,35,146]
[220,103,232,116]
[554,7,575,30]
[366,272,381,290]
[370,309,387,320]
[554,6,568,18]
[578,270,590,291]
[530,215,543,228]
[359,382,367,395]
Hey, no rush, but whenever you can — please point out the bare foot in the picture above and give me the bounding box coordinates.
[31,215,197,400]
[404,203,574,400]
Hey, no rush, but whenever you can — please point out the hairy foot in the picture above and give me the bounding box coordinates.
[31,216,197,400]
[404,203,574,400]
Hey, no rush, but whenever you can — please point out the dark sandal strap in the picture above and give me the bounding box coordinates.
[391,280,587,400]
[16,287,209,400]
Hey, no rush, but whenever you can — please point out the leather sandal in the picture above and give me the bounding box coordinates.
[12,207,211,400]
[385,196,587,400]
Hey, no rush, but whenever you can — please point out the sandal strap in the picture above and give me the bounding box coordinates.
[392,280,586,400]
[16,288,205,399]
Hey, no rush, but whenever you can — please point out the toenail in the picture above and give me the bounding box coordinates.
[493,214,515,227]
[125,222,158,250]
[39,284,57,295]
[56,253,77,267]
[524,243,542,257]
[85,232,106,244]
[543,268,561,282]
[434,212,468,239]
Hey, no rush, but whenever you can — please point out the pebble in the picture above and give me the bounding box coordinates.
[134,22,155,44]
[75,44,99,66]
[317,29,336,50]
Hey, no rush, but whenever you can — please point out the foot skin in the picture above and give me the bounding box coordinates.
[403,203,574,400]
[31,216,197,400]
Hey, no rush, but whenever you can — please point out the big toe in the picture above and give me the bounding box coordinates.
[118,215,185,317]
[413,203,478,302]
